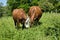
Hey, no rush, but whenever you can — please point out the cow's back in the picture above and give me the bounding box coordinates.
[12,9,27,21]
[28,6,42,18]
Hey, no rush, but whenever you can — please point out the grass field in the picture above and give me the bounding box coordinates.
[0,13,60,40]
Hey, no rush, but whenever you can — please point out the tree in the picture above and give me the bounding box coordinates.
[0,2,3,17]
[7,0,60,14]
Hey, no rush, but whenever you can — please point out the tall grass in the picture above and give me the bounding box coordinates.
[0,13,60,40]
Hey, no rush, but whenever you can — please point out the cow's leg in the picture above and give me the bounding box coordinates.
[22,23,25,30]
[14,21,16,26]
[16,20,20,29]
[37,18,40,25]
[14,21,16,27]
[13,20,17,29]
[34,17,40,25]
[36,15,42,25]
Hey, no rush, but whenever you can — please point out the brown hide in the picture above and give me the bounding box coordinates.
[12,8,27,29]
[28,6,43,25]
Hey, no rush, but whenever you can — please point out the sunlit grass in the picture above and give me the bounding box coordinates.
[0,13,60,40]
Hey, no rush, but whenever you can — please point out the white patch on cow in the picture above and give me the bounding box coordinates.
[25,17,30,28]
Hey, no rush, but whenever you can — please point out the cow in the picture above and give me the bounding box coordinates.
[12,8,30,29]
[28,6,43,27]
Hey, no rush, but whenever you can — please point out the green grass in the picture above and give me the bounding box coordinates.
[0,12,60,40]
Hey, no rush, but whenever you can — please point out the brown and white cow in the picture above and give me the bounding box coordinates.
[28,6,43,27]
[12,8,30,29]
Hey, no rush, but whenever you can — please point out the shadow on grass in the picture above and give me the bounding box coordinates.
[15,22,42,30]
[32,22,42,28]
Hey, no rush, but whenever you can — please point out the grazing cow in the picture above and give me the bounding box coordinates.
[28,6,43,26]
[12,8,30,29]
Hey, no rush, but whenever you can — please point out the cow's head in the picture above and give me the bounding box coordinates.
[25,16,30,28]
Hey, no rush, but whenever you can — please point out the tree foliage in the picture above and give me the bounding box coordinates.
[0,0,58,16]
[0,2,4,17]
[7,0,60,12]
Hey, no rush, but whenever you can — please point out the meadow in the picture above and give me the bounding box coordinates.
[0,12,60,40]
